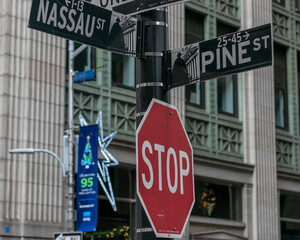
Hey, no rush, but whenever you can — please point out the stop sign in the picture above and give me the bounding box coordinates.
[136,99,194,238]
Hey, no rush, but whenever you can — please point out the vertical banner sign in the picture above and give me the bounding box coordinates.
[76,124,99,232]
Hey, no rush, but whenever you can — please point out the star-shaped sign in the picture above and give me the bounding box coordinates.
[79,111,118,211]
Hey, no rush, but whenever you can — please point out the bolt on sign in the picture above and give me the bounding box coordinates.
[167,23,272,88]
[28,0,138,55]
[136,99,195,238]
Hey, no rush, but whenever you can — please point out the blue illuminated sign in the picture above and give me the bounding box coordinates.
[76,124,99,232]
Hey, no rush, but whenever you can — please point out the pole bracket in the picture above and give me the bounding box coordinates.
[136,82,164,88]
[136,227,153,233]
[136,112,146,118]
[136,19,146,59]
[163,50,172,90]
[145,21,168,27]
[144,52,164,57]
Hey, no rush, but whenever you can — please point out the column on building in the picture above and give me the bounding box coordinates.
[0,0,67,238]
[169,3,186,120]
[168,3,189,240]
[241,0,279,239]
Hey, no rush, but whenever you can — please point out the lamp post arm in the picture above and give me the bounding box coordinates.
[9,148,67,177]
[34,149,67,177]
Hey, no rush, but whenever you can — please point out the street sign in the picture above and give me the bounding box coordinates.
[76,125,99,232]
[28,0,138,56]
[167,42,200,88]
[168,23,272,88]
[110,0,189,15]
[87,0,189,15]
[136,99,194,238]
[54,232,82,240]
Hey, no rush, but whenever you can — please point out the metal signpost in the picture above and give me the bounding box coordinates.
[135,8,170,240]
[27,0,273,239]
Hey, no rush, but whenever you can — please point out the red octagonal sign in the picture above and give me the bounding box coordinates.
[136,99,194,238]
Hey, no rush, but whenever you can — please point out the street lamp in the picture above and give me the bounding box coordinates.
[9,147,76,231]
[9,41,88,233]
[66,41,87,231]
[9,148,67,177]
[9,42,88,232]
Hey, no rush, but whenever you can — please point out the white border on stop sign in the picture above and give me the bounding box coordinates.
[136,98,195,238]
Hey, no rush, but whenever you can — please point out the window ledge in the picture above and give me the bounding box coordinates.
[190,216,245,229]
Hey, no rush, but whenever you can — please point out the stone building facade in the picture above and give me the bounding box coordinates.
[0,0,300,239]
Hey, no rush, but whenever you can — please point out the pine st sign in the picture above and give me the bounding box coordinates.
[168,24,272,88]
[200,23,272,81]
[28,0,138,55]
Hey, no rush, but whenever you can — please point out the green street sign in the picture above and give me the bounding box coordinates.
[168,24,273,89]
[28,0,138,56]
[54,232,82,240]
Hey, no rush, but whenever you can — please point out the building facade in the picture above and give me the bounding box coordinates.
[0,0,300,239]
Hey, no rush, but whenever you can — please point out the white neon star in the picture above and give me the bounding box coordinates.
[79,111,118,211]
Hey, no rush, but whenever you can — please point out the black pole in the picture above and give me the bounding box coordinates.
[135,8,170,240]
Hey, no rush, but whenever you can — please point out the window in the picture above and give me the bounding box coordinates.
[192,178,242,221]
[218,76,238,115]
[298,53,300,132]
[217,22,238,116]
[296,0,300,12]
[280,193,300,240]
[274,45,288,129]
[186,83,204,106]
[273,0,285,7]
[74,43,96,72]
[111,53,135,88]
[185,9,205,107]
[185,9,204,45]
[97,166,136,238]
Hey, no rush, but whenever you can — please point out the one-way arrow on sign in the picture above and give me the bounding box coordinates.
[54,232,82,240]
[28,0,138,56]
[167,23,272,89]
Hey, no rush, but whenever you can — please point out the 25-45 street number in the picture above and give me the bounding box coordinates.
[200,24,272,80]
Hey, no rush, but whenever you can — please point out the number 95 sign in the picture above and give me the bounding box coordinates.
[81,177,94,188]
[76,124,99,232]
